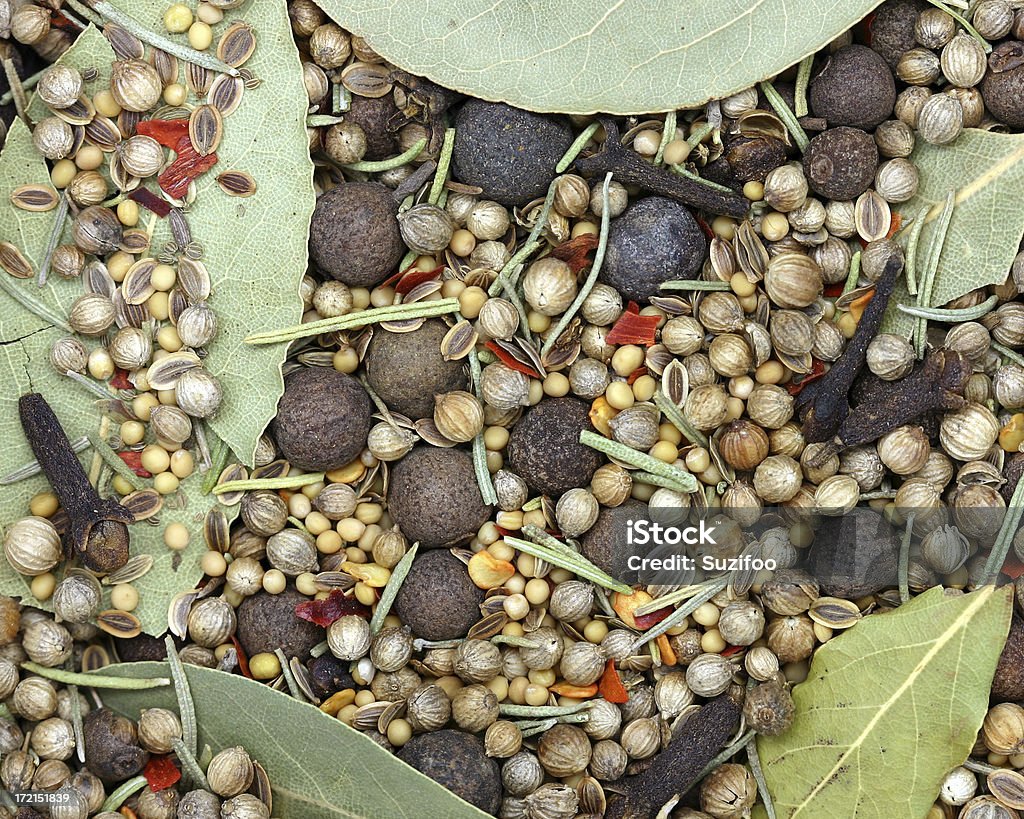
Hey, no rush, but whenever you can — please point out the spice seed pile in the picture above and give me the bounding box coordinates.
[4,0,1024,817]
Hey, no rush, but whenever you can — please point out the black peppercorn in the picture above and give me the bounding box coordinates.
[235,588,324,661]
[398,730,501,814]
[83,708,149,783]
[394,549,484,641]
[270,367,372,472]
[342,94,400,160]
[387,447,492,548]
[981,44,1024,128]
[507,397,604,498]
[992,615,1024,702]
[309,182,403,286]
[810,45,896,129]
[306,654,356,699]
[724,136,788,184]
[451,100,573,207]
[363,320,469,419]
[803,127,879,200]
[579,500,647,581]
[599,196,707,303]
[870,0,927,68]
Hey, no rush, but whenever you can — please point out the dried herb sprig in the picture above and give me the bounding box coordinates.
[982,473,1024,584]
[0,67,42,107]
[556,121,601,173]
[653,110,677,165]
[2,59,29,126]
[343,137,427,172]
[630,577,728,651]
[898,513,916,604]
[0,273,73,331]
[580,430,698,492]
[499,701,592,717]
[25,662,169,688]
[653,391,709,448]
[794,54,814,117]
[507,526,633,595]
[172,737,210,791]
[922,0,992,51]
[897,295,998,322]
[697,729,757,779]
[100,776,148,813]
[164,635,197,757]
[914,189,956,357]
[370,543,419,633]
[212,472,325,495]
[903,204,931,296]
[465,345,499,505]
[428,128,456,205]
[488,178,559,297]
[86,430,143,491]
[659,279,732,291]
[275,649,307,703]
[37,192,69,288]
[760,81,809,152]
[0,436,90,484]
[747,734,777,819]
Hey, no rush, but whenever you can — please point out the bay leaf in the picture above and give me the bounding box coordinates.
[93,661,490,819]
[0,0,313,635]
[884,129,1024,336]
[757,585,1013,818]
[315,0,884,115]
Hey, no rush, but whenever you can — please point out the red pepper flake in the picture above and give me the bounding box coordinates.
[394,266,443,295]
[157,136,217,200]
[110,368,133,390]
[484,341,543,379]
[696,216,715,242]
[886,211,902,239]
[626,366,648,385]
[605,309,660,347]
[787,358,827,396]
[128,187,171,217]
[143,755,181,792]
[381,260,420,288]
[136,119,190,149]
[117,451,152,479]
[1002,556,1024,580]
[295,589,370,628]
[50,11,79,30]
[632,605,673,631]
[231,636,252,678]
[598,659,629,704]
[549,233,599,274]
[722,644,744,659]
[823,282,846,299]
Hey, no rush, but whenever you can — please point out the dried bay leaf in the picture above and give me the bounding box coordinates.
[316,0,885,115]
[757,585,1013,818]
[885,130,1024,336]
[94,662,491,819]
[0,0,313,635]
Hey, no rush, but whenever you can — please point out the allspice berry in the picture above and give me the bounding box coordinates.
[398,730,501,815]
[309,182,402,286]
[114,633,176,662]
[235,588,323,660]
[451,100,573,206]
[803,127,879,200]
[743,680,795,736]
[507,397,603,497]
[394,550,484,641]
[810,45,896,128]
[870,0,927,67]
[270,368,372,471]
[579,500,647,580]
[363,320,469,419]
[992,615,1024,702]
[981,44,1024,128]
[600,196,707,303]
[387,447,492,548]
[342,94,399,160]
[83,708,149,783]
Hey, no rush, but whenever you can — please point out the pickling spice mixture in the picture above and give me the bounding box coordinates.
[4,0,1024,817]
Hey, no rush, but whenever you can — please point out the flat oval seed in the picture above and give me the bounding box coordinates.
[340,62,393,98]
[207,73,244,116]
[808,596,862,629]
[168,591,199,639]
[82,645,110,672]
[176,257,212,301]
[53,96,95,126]
[114,290,149,329]
[216,170,256,197]
[186,62,213,96]
[122,258,158,305]
[204,508,229,553]
[855,190,891,243]
[216,463,248,506]
[168,289,191,325]
[151,48,178,86]
[120,489,163,521]
[189,104,223,157]
[84,115,122,151]
[441,320,478,361]
[217,22,256,68]
[988,769,1024,810]
[146,351,202,390]
[96,609,142,639]
[0,242,34,279]
[119,229,151,255]
[10,184,59,212]
[104,23,144,59]
[103,553,155,585]
[252,762,272,813]
[85,261,116,298]
[313,572,356,591]
[251,459,289,480]
[467,611,509,640]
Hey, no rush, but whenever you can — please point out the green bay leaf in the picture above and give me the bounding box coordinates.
[757,585,1013,818]
[885,129,1024,336]
[0,0,313,635]
[314,0,884,115]
[94,662,491,819]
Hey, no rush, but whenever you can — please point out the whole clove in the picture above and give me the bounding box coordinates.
[573,117,750,218]
[607,694,741,819]
[798,254,903,443]
[18,393,132,573]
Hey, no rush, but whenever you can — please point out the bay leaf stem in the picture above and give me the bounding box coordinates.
[24,662,169,688]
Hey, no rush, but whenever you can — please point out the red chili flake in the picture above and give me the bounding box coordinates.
[136,119,190,149]
[394,266,443,295]
[598,659,629,704]
[295,589,370,628]
[381,260,420,288]
[484,341,543,379]
[110,368,133,390]
[117,451,152,479]
[696,216,715,241]
[722,645,744,659]
[787,358,828,396]
[632,606,673,631]
[157,136,217,200]
[1002,556,1024,580]
[605,310,660,347]
[50,12,79,30]
[128,187,172,217]
[886,211,902,239]
[626,366,648,385]
[231,636,252,679]
[143,755,181,792]
[823,282,846,299]
[549,233,599,274]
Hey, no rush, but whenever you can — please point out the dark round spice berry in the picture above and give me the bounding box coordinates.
[506,397,603,497]
[451,100,573,207]
[992,615,1024,702]
[724,136,788,183]
[982,50,1024,128]
[342,94,399,161]
[363,320,469,419]
[236,588,324,661]
[742,680,795,736]
[114,633,180,662]
[83,708,149,783]
[803,127,879,200]
[270,367,372,472]
[805,514,899,597]
[810,45,896,129]
[309,182,403,286]
[1003,452,1024,504]
[387,447,493,548]
[398,730,501,814]
[599,196,707,303]
[870,0,927,67]
[394,550,484,641]
[306,654,356,699]
[579,500,647,580]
